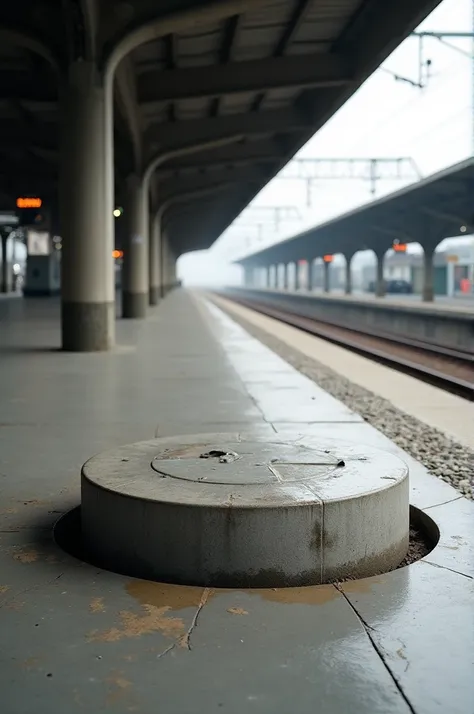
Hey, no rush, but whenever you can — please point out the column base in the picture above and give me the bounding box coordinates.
[149,286,160,306]
[61,301,115,352]
[122,291,148,318]
[422,288,434,302]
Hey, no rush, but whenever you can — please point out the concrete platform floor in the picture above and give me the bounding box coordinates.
[0,291,473,714]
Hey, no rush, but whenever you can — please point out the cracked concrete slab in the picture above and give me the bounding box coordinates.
[339,563,474,714]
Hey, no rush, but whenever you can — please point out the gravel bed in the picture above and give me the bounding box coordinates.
[214,300,474,500]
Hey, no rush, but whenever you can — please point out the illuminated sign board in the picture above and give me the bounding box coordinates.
[16,197,42,209]
[393,243,407,253]
[323,254,333,263]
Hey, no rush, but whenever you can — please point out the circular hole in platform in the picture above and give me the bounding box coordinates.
[54,504,439,586]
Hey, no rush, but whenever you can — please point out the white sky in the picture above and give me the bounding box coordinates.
[179,0,473,285]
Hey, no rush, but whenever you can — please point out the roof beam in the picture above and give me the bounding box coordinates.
[145,107,309,153]
[138,53,350,105]
[210,14,241,117]
[114,57,142,169]
[252,0,312,111]
[155,166,265,205]
[155,139,282,173]
[164,33,177,122]
[421,206,473,230]
[370,224,412,242]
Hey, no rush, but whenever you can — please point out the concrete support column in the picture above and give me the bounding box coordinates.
[344,253,355,295]
[266,265,271,289]
[160,233,175,296]
[1,233,10,293]
[122,174,148,318]
[307,259,313,291]
[374,250,386,298]
[60,61,114,351]
[422,244,436,302]
[295,262,301,291]
[323,260,330,293]
[283,263,289,290]
[148,213,161,305]
[160,233,168,297]
[168,252,177,289]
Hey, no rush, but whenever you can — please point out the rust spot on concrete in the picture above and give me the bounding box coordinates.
[0,585,9,595]
[6,600,24,611]
[13,549,39,563]
[126,579,207,611]
[253,584,339,605]
[89,597,105,613]
[87,605,186,643]
[22,657,40,669]
[105,672,134,708]
[227,607,248,615]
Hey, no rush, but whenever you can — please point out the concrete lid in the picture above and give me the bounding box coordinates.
[82,433,408,508]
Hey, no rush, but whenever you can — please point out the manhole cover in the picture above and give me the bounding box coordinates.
[151,441,340,485]
[81,433,409,588]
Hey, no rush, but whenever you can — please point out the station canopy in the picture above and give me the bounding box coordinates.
[235,158,474,266]
[0,0,443,255]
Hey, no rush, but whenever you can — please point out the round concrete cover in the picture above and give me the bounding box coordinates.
[151,441,340,485]
[81,433,409,587]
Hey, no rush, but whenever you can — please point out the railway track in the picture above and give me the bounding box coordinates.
[216,292,474,401]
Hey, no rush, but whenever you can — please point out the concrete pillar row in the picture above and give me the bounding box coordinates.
[307,258,314,291]
[344,252,355,295]
[1,233,10,294]
[294,261,300,291]
[160,232,177,296]
[422,243,437,302]
[374,249,386,298]
[160,233,169,297]
[283,263,289,290]
[60,60,115,351]
[148,213,161,305]
[323,260,330,293]
[266,265,271,289]
[122,174,149,318]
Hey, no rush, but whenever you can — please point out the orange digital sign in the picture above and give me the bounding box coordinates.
[16,197,42,209]
[323,254,333,263]
[393,243,407,253]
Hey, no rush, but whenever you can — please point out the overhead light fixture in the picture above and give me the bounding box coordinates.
[113,207,123,218]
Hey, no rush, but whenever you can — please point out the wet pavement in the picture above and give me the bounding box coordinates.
[0,290,472,714]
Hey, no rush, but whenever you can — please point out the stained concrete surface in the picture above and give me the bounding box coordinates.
[0,290,473,714]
